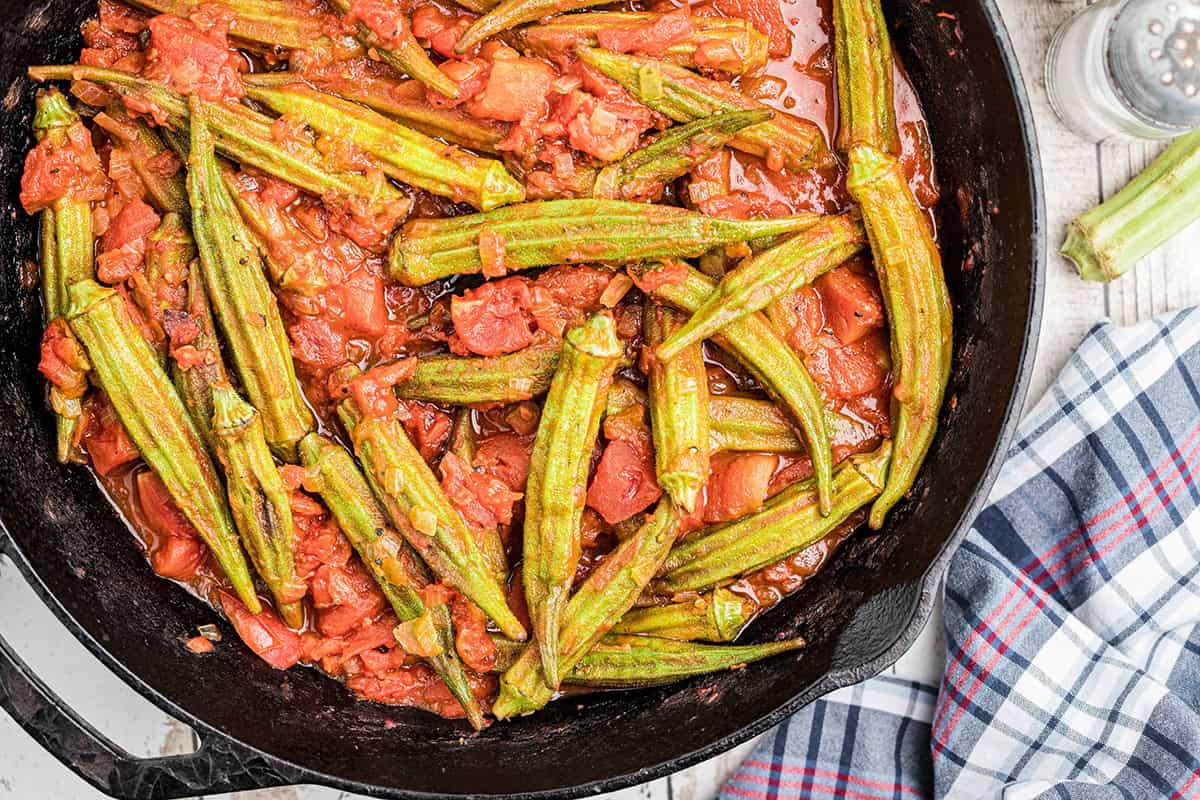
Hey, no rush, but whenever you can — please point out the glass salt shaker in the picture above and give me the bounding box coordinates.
[1046,0,1200,142]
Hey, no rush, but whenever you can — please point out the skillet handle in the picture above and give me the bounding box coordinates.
[0,538,305,799]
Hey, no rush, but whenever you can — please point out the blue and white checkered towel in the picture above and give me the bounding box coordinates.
[721,310,1200,800]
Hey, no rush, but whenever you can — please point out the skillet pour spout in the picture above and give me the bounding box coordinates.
[0,0,1043,796]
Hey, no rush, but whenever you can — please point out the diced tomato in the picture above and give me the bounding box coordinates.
[474,432,534,492]
[97,199,161,284]
[805,331,890,400]
[398,400,452,463]
[38,319,89,398]
[83,395,140,476]
[347,360,417,419]
[185,635,214,654]
[595,9,694,57]
[358,643,411,676]
[440,451,522,530]
[338,268,388,336]
[136,471,197,541]
[336,616,401,663]
[628,261,687,294]
[288,316,349,369]
[528,265,613,335]
[451,277,536,356]
[587,439,663,525]
[702,0,792,57]
[19,122,107,214]
[466,57,556,123]
[293,512,352,582]
[346,662,495,717]
[143,12,245,103]
[151,536,207,581]
[411,5,471,59]
[346,0,410,50]
[704,452,777,523]
[218,591,303,670]
[816,266,885,345]
[775,286,825,355]
[451,593,496,673]
[555,90,654,163]
[310,561,388,638]
[80,0,146,70]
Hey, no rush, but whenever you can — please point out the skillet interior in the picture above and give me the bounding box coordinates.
[0,0,1043,796]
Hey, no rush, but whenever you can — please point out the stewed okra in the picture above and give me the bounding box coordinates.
[23,0,946,724]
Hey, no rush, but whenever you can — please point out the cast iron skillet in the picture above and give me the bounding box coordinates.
[0,0,1044,796]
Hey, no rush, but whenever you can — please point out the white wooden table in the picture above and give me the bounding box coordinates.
[5,1,1200,797]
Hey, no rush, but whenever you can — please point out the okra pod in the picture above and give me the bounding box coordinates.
[654,442,891,594]
[211,386,305,629]
[592,110,770,202]
[339,401,526,641]
[524,313,621,687]
[494,499,681,718]
[567,633,805,688]
[171,260,230,456]
[656,213,867,362]
[520,13,769,75]
[833,0,899,155]
[395,336,562,404]
[243,72,507,154]
[456,0,606,53]
[577,48,834,173]
[388,199,821,285]
[1061,129,1200,282]
[707,396,803,454]
[299,432,486,730]
[645,301,709,513]
[127,0,353,53]
[33,89,93,463]
[93,106,187,214]
[243,82,523,211]
[441,412,509,586]
[187,99,315,461]
[67,280,259,611]
[327,0,460,99]
[612,587,752,642]
[634,262,834,514]
[28,66,411,228]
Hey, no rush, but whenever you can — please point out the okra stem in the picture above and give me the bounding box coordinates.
[1061,129,1200,282]
[656,213,866,362]
[93,106,188,214]
[593,110,770,202]
[327,0,460,99]
[388,199,821,285]
[524,313,621,688]
[654,442,891,594]
[494,499,680,718]
[612,587,752,642]
[520,13,769,75]
[635,262,834,514]
[645,301,709,513]
[707,396,803,454]
[577,48,834,173]
[211,386,305,628]
[567,633,805,688]
[395,336,563,404]
[832,0,899,155]
[299,432,486,729]
[67,280,259,611]
[339,401,526,641]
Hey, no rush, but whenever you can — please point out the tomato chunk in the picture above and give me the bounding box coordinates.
[805,331,890,400]
[474,432,534,493]
[595,9,694,57]
[83,395,140,476]
[38,319,89,399]
[310,561,388,638]
[587,439,663,524]
[451,593,496,673]
[441,451,522,530]
[19,122,106,214]
[143,12,245,103]
[98,199,161,284]
[816,266,885,345]
[136,471,196,540]
[704,452,777,523]
[702,0,791,57]
[218,591,303,670]
[451,277,536,356]
[467,57,556,123]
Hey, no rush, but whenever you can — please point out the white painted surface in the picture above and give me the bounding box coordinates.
[6,1,1200,798]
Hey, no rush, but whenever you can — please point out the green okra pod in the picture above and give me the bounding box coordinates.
[707,396,803,454]
[592,110,771,202]
[1061,129,1200,282]
[67,280,259,611]
[339,400,526,641]
[299,432,486,730]
[456,0,606,53]
[654,442,891,594]
[612,587,752,642]
[243,72,507,154]
[656,213,867,362]
[494,499,681,718]
[28,66,411,227]
[524,313,621,688]
[566,633,805,688]
[242,82,524,211]
[577,48,834,173]
[187,99,315,462]
[520,12,769,75]
[128,0,355,53]
[33,89,94,463]
[395,335,563,405]
[93,106,188,214]
[634,262,834,514]
[388,199,821,285]
[833,0,899,156]
[327,0,460,99]
[211,385,305,629]
[645,301,709,513]
[170,259,230,456]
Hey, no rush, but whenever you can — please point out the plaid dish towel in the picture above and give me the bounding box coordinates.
[721,309,1200,800]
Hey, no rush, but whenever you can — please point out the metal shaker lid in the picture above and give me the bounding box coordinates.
[1107,0,1200,131]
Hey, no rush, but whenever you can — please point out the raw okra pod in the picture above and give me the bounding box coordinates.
[67,280,259,611]
[524,312,621,687]
[567,633,805,688]
[211,385,305,629]
[187,98,315,461]
[612,587,753,642]
[299,432,486,729]
[645,301,709,513]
